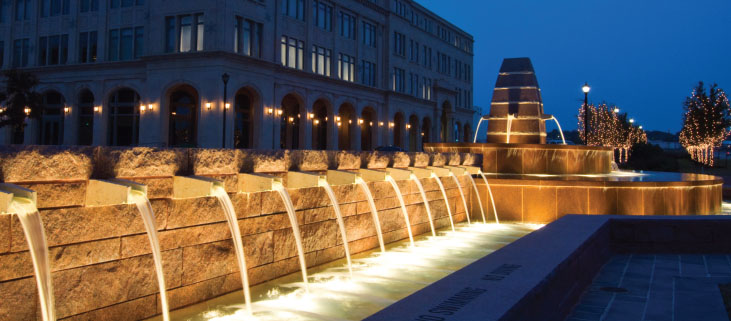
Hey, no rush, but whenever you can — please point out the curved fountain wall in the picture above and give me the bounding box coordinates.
[0,146,480,320]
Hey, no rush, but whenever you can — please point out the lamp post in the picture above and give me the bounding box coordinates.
[582,82,591,144]
[222,73,230,148]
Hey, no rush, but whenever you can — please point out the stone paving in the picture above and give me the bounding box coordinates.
[566,254,731,321]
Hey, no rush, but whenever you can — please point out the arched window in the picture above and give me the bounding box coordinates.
[338,103,355,150]
[422,117,432,145]
[108,88,140,146]
[234,88,255,149]
[408,115,419,151]
[454,122,461,143]
[39,91,65,145]
[393,112,404,148]
[440,107,449,142]
[361,107,376,151]
[280,94,302,149]
[312,99,329,150]
[168,85,199,147]
[77,90,94,146]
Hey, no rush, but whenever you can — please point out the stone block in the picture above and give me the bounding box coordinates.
[617,188,644,215]
[336,151,361,170]
[230,192,261,218]
[0,145,94,182]
[588,187,618,215]
[244,150,289,173]
[239,213,291,236]
[0,215,9,254]
[557,187,589,218]
[290,150,332,172]
[95,147,189,178]
[166,197,224,230]
[360,152,390,169]
[190,148,244,176]
[523,186,556,223]
[0,277,37,320]
[61,294,157,321]
[16,181,86,209]
[490,184,523,222]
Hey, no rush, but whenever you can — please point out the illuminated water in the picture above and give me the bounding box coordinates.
[478,171,501,224]
[547,115,566,145]
[410,174,436,236]
[385,175,414,247]
[129,190,170,321]
[464,174,487,223]
[211,185,253,315]
[431,173,455,231]
[449,172,471,225]
[319,178,354,276]
[272,182,310,291]
[157,223,539,321]
[354,178,385,253]
[8,197,56,321]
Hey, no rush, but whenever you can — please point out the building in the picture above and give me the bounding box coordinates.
[0,0,475,151]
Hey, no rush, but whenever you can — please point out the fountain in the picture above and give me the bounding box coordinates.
[458,166,487,223]
[409,168,436,236]
[428,167,455,232]
[478,171,500,224]
[446,167,471,225]
[355,171,385,252]
[272,180,310,291]
[318,174,353,276]
[385,168,415,247]
[544,115,566,144]
[0,184,55,321]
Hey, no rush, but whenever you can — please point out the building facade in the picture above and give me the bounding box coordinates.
[0,0,475,151]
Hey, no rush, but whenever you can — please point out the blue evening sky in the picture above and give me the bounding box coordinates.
[417,0,731,133]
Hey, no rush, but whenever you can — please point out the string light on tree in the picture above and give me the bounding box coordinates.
[578,103,647,163]
[679,82,730,166]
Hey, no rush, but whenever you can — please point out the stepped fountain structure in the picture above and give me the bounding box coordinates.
[0,145,489,320]
[427,57,723,222]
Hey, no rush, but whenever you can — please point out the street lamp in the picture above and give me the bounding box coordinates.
[221,73,230,148]
[629,118,635,124]
[582,83,591,143]
[613,108,620,113]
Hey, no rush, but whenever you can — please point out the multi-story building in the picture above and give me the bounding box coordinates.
[0,0,474,151]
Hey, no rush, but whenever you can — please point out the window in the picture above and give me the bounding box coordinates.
[409,39,419,62]
[108,88,140,146]
[41,0,70,17]
[313,0,332,31]
[77,90,94,145]
[165,14,204,53]
[360,60,376,87]
[281,0,305,21]
[15,0,30,21]
[12,39,29,67]
[110,0,143,9]
[338,53,354,82]
[280,35,304,70]
[108,27,143,61]
[38,35,69,66]
[235,17,262,58]
[393,67,405,93]
[339,11,356,40]
[456,88,462,107]
[311,45,331,76]
[362,21,376,47]
[393,32,405,56]
[80,0,99,12]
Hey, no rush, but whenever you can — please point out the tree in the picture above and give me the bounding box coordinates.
[578,103,646,163]
[0,69,42,137]
[678,82,731,166]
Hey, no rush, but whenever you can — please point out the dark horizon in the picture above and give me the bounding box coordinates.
[417,0,731,133]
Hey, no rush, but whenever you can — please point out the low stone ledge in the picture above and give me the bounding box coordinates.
[0,145,95,183]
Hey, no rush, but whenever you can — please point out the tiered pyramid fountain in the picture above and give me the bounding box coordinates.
[426,58,722,222]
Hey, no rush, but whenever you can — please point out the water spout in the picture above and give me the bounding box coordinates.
[548,116,566,144]
[410,174,436,236]
[355,177,385,252]
[478,172,500,224]
[431,173,455,231]
[385,175,415,247]
[272,182,310,291]
[473,116,488,143]
[6,197,55,321]
[318,178,353,276]
[506,114,515,144]
[463,173,487,223]
[128,190,170,321]
[210,185,252,315]
[448,173,471,225]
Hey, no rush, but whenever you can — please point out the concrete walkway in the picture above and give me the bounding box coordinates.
[567,254,731,321]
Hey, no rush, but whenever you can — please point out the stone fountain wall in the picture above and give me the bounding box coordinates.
[0,146,480,321]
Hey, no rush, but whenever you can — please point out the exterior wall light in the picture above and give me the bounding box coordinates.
[406,124,411,129]
[266,107,274,115]
[64,106,70,114]
[94,106,101,113]
[206,103,212,110]
[389,122,394,128]
[24,107,31,115]
[348,119,352,125]
[140,105,146,112]
[225,103,230,110]
[289,116,294,123]
[314,119,320,125]
[277,109,283,116]
[379,121,384,126]
[337,121,342,127]
[358,119,364,125]
[336,116,341,122]
[308,113,315,119]
[148,104,154,111]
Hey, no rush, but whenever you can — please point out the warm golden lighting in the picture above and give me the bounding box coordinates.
[325,116,328,121]
[172,111,177,115]
[225,103,230,110]
[582,83,591,94]
[277,109,283,116]
[206,103,212,110]
[266,107,274,115]
[314,119,320,125]
[358,119,364,124]
[148,104,154,111]
[406,124,411,129]
[24,107,30,115]
[337,121,342,127]
[369,121,373,126]
[336,116,341,122]
[379,121,384,126]
[64,106,70,114]
[94,106,100,113]
[140,105,146,112]
[613,108,620,113]
[348,119,352,125]
[421,132,425,136]
[389,122,394,128]
[308,113,315,119]
[629,118,635,123]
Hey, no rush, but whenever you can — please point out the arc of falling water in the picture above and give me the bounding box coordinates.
[128,190,170,321]
[463,173,487,223]
[7,197,55,321]
[448,172,471,225]
[385,175,415,247]
[506,114,514,144]
[478,171,500,224]
[431,173,455,231]
[410,174,436,236]
[272,182,310,291]
[210,185,252,315]
[318,178,353,276]
[355,177,385,252]
[550,116,567,145]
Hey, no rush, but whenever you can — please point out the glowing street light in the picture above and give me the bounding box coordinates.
[582,82,591,143]
[629,118,635,124]
[613,108,620,113]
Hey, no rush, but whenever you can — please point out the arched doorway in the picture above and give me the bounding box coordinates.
[393,112,404,148]
[312,99,329,150]
[280,94,302,149]
[440,105,449,142]
[338,103,355,150]
[361,107,376,151]
[108,88,140,146]
[422,117,432,146]
[463,123,472,143]
[39,91,65,145]
[168,85,199,147]
[234,87,257,149]
[408,115,419,151]
[77,89,94,146]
